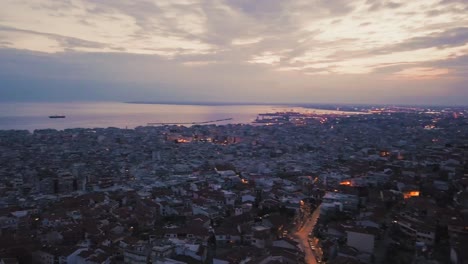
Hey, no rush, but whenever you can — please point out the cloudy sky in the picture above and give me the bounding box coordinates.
[0,0,467,105]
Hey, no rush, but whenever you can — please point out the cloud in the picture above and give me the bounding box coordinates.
[0,25,109,50]
[0,0,467,104]
[231,37,263,46]
[391,67,451,80]
[367,0,403,12]
[248,52,282,64]
[0,0,215,56]
[379,27,468,52]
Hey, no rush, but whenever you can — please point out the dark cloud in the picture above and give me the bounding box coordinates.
[371,63,418,74]
[0,25,108,50]
[429,0,468,15]
[440,0,468,5]
[306,27,468,64]
[86,0,206,42]
[367,0,403,11]
[317,0,357,15]
[0,40,12,46]
[379,27,468,53]
[431,54,468,68]
[58,37,107,49]
[225,0,285,17]
[426,54,468,77]
[31,0,77,11]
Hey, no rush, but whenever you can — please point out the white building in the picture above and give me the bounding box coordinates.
[321,192,359,212]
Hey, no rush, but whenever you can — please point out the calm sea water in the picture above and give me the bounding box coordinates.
[0,102,350,131]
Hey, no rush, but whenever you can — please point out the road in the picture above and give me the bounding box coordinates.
[293,206,321,264]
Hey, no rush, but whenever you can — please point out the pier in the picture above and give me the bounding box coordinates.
[147,118,233,126]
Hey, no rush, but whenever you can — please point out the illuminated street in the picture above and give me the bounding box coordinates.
[293,206,321,264]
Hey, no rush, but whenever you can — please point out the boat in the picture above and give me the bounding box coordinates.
[49,115,66,118]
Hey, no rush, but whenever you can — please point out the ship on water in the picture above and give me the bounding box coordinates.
[49,115,66,118]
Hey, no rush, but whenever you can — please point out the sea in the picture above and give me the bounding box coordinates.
[0,101,353,131]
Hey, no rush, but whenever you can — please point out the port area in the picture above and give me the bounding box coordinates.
[147,118,233,126]
[254,111,332,125]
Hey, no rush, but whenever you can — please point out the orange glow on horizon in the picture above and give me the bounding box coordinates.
[392,67,451,80]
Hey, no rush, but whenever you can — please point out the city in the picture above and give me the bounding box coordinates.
[1,1,468,263]
[0,106,467,264]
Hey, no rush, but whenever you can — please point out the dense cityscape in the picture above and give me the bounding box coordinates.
[0,105,467,264]
[2,0,468,263]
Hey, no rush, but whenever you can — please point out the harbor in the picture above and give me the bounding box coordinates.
[147,117,233,126]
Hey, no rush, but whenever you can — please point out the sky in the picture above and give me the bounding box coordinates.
[0,0,467,105]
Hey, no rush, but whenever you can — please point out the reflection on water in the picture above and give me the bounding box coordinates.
[0,102,352,130]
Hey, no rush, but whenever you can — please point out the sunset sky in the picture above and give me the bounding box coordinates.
[0,0,467,105]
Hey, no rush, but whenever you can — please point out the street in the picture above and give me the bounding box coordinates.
[293,205,321,264]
